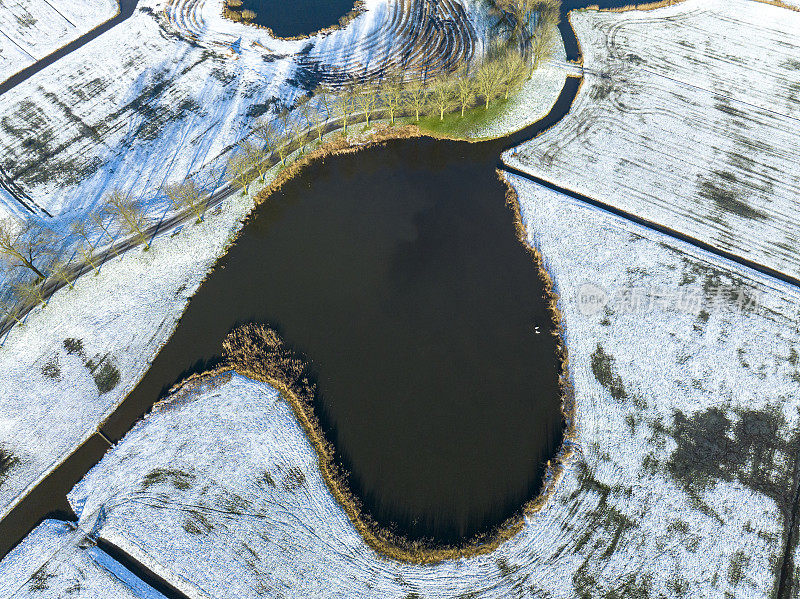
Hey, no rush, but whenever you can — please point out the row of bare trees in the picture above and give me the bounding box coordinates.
[0,1,563,333]
[219,48,537,190]
[0,178,214,328]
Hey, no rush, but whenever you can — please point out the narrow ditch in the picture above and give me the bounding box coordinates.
[0,432,109,559]
[776,448,800,598]
[94,538,192,599]
[501,165,800,292]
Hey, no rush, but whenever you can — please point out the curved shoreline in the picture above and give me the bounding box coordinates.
[167,183,572,566]
[0,60,584,569]
[221,0,366,42]
[0,3,587,562]
[141,126,574,564]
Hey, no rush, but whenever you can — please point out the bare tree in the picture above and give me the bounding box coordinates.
[71,219,96,247]
[429,74,455,120]
[165,178,209,223]
[500,51,531,99]
[329,88,355,133]
[275,135,292,166]
[404,79,430,122]
[530,23,556,69]
[104,191,152,249]
[294,102,315,153]
[242,139,272,179]
[313,86,333,122]
[253,118,280,157]
[380,79,405,126]
[251,140,273,180]
[0,299,25,326]
[353,83,380,127]
[48,260,76,290]
[0,219,57,279]
[476,61,502,109]
[71,219,100,274]
[454,67,476,117]
[91,209,121,257]
[494,0,538,43]
[14,279,47,308]
[226,148,258,194]
[78,241,100,274]
[278,107,296,144]
[533,0,561,31]
[310,104,327,142]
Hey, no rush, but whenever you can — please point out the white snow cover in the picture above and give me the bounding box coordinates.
[32,178,798,598]
[468,26,572,139]
[504,0,800,281]
[0,519,166,599]
[0,186,253,523]
[0,0,491,221]
[0,0,118,83]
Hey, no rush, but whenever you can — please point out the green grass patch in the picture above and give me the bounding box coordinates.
[412,98,511,139]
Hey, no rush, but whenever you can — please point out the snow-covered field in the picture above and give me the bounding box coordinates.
[0,184,253,524]
[0,518,168,598]
[504,0,800,281]
[4,174,798,598]
[0,0,118,83]
[0,0,488,222]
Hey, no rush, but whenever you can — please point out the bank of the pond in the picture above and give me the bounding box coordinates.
[223,0,365,40]
[0,74,583,561]
[103,126,564,546]
[168,140,575,564]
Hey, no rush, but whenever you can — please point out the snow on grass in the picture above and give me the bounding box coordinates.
[0,33,33,84]
[0,519,75,597]
[415,24,570,140]
[466,26,571,139]
[0,187,254,523]
[0,0,118,83]
[504,0,800,281]
[0,0,484,223]
[26,176,797,598]
[0,519,166,599]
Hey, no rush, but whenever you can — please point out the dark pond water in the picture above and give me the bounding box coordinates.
[0,0,672,558]
[236,0,358,38]
[100,80,580,544]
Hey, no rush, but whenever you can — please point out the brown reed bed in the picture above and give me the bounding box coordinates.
[752,0,800,11]
[583,0,686,11]
[213,298,575,565]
